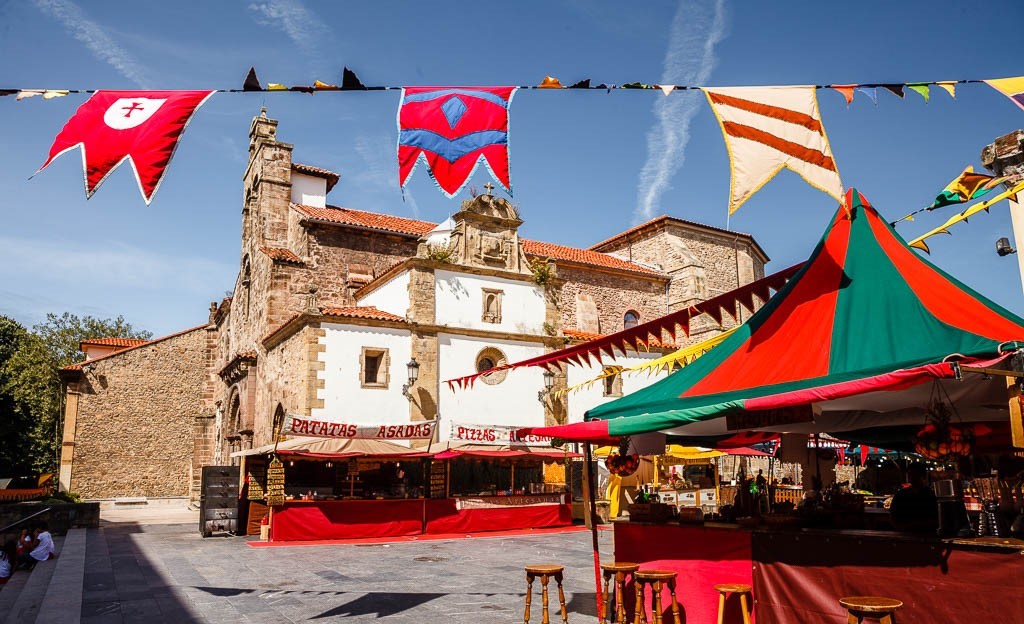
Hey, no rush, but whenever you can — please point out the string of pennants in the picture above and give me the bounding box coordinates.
[6,68,1024,209]
[444,264,801,391]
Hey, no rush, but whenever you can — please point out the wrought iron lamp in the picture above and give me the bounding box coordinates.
[402,358,420,399]
[537,370,555,404]
[996,237,1016,256]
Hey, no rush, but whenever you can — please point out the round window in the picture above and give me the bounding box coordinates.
[475,347,508,385]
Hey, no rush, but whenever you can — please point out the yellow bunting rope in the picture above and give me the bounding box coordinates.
[554,327,738,398]
[907,180,1024,253]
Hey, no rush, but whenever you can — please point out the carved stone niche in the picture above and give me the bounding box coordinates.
[479,233,508,263]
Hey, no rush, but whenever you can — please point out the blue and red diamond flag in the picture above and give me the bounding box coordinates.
[398,86,517,198]
[36,90,215,204]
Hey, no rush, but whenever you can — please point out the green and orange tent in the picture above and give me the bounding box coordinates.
[525,189,1024,442]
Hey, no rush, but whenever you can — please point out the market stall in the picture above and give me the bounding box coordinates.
[425,441,575,533]
[522,192,1024,623]
[236,436,433,541]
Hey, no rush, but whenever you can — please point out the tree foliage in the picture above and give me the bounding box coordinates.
[0,313,152,477]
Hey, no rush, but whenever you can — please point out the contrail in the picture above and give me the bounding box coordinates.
[33,0,150,87]
[634,0,728,223]
[248,0,332,72]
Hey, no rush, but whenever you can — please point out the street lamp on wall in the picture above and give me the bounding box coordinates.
[996,237,1017,256]
[537,369,555,405]
[402,358,420,400]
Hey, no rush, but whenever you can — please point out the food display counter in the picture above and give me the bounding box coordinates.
[613,520,1024,624]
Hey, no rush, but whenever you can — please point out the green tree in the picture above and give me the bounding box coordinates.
[0,313,152,476]
[0,316,33,477]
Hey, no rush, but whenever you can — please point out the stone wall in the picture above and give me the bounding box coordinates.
[555,265,667,335]
[258,324,319,446]
[67,327,206,499]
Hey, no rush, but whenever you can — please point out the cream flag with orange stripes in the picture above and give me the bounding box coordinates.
[704,86,844,214]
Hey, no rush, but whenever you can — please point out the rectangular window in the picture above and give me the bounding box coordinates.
[360,348,389,388]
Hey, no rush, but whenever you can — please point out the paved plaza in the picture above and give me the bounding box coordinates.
[80,515,612,623]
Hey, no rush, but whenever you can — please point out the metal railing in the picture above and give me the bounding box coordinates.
[0,506,52,535]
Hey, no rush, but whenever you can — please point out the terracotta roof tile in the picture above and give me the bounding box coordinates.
[63,325,207,372]
[563,328,605,342]
[293,204,436,237]
[523,240,661,275]
[79,337,150,348]
[321,306,407,323]
[588,215,769,262]
[292,163,340,191]
[258,247,303,264]
[293,205,662,275]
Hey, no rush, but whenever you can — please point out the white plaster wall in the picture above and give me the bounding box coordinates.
[435,269,546,334]
[437,334,547,441]
[290,173,327,208]
[312,322,412,424]
[357,270,411,318]
[566,352,669,423]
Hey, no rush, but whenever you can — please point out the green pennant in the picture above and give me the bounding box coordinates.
[908,83,930,103]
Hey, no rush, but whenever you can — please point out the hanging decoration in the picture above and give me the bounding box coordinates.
[908,180,1024,253]
[35,90,215,204]
[831,84,856,105]
[445,265,799,390]
[908,83,930,102]
[398,86,517,197]
[554,327,739,398]
[913,396,974,462]
[930,166,1007,209]
[703,86,844,214]
[605,438,639,477]
[984,76,1024,112]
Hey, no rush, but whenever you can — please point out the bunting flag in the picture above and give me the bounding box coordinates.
[657,85,676,96]
[856,87,878,105]
[984,76,1024,112]
[935,81,957,98]
[341,67,366,90]
[444,265,799,390]
[538,76,563,89]
[883,84,905,98]
[242,67,262,92]
[831,84,856,105]
[908,180,1024,253]
[36,90,215,204]
[553,327,738,398]
[704,86,844,214]
[398,86,517,197]
[930,166,1007,209]
[908,83,930,102]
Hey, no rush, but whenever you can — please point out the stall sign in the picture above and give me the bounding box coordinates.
[285,415,435,440]
[450,422,554,445]
[266,457,285,507]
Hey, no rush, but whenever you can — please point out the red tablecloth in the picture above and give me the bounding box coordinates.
[425,499,571,534]
[613,523,754,624]
[271,500,424,541]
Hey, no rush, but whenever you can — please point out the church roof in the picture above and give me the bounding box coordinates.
[63,325,207,373]
[588,214,769,263]
[321,306,408,323]
[292,203,663,276]
[79,337,150,349]
[291,163,340,191]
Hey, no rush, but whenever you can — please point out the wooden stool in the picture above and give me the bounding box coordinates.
[601,562,639,624]
[633,570,682,624]
[839,596,903,624]
[524,565,568,624]
[714,583,753,624]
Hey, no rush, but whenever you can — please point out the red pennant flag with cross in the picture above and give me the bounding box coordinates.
[36,90,215,204]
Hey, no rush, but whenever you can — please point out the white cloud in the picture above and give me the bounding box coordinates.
[32,0,150,87]
[634,0,728,223]
[248,0,332,69]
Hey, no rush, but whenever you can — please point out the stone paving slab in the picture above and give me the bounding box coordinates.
[85,521,611,622]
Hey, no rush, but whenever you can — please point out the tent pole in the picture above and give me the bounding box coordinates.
[583,442,603,621]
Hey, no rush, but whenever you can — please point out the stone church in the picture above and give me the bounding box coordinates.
[56,110,768,501]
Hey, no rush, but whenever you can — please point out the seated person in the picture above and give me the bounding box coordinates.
[889,464,938,534]
[20,523,55,569]
[0,543,11,584]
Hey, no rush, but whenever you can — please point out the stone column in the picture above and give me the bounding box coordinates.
[407,265,438,426]
[981,130,1024,294]
[58,379,80,493]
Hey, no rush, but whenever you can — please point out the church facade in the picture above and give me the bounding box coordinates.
[57,111,768,501]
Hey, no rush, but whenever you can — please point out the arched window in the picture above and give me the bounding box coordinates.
[241,256,252,317]
[228,392,241,434]
[623,310,640,330]
[475,347,508,385]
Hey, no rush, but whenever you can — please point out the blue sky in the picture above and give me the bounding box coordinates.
[1,0,1023,337]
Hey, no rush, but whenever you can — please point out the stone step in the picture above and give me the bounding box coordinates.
[0,561,30,618]
[3,535,64,624]
[36,528,87,624]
